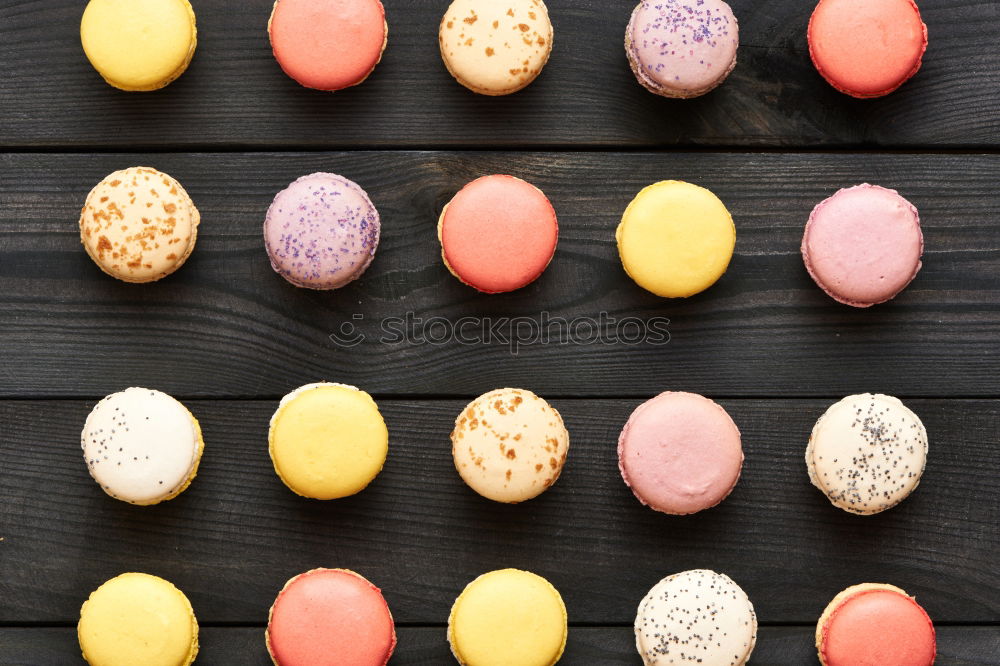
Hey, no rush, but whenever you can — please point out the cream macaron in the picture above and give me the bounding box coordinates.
[451,388,569,503]
[81,388,204,505]
[79,167,199,283]
[806,393,928,515]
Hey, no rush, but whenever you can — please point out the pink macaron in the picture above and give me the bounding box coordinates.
[618,392,743,515]
[438,175,559,294]
[802,184,923,307]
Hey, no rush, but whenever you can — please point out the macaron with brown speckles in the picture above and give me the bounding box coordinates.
[451,388,568,503]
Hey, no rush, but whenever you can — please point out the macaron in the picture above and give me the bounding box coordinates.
[79,167,199,283]
[269,0,388,91]
[451,388,569,503]
[78,573,198,666]
[808,0,927,98]
[267,568,396,666]
[80,0,197,91]
[617,181,736,298]
[635,569,757,666]
[806,393,928,515]
[439,0,553,95]
[439,175,558,293]
[81,387,204,505]
[625,0,740,98]
[269,383,388,500]
[802,184,923,307]
[816,583,936,666]
[448,569,567,666]
[618,392,743,515]
[264,173,380,290]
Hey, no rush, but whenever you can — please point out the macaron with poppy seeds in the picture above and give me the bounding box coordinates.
[267,568,396,666]
[81,387,204,505]
[264,173,380,290]
[451,388,569,503]
[438,175,558,293]
[448,568,567,666]
[78,572,199,666]
[80,0,197,91]
[617,180,736,298]
[79,167,199,283]
[635,569,757,665]
[802,184,923,307]
[618,392,743,515]
[625,0,740,98]
[439,0,553,95]
[269,0,388,91]
[269,383,389,500]
[816,583,936,666]
[808,0,927,98]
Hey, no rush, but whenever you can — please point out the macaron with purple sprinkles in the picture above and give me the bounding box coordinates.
[264,173,380,290]
[626,0,739,99]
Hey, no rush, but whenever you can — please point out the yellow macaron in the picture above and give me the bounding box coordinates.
[617,180,736,298]
[449,568,567,666]
[78,573,199,666]
[269,383,389,500]
[81,0,198,91]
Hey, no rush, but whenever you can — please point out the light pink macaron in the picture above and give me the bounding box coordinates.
[802,184,923,308]
[618,392,743,515]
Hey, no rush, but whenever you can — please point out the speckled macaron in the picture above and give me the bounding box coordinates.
[264,173,380,290]
[81,387,204,505]
[626,0,739,98]
[439,0,553,95]
[451,388,569,503]
[635,569,757,665]
[806,393,928,515]
[79,167,199,283]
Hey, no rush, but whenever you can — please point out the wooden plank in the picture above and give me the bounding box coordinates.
[0,0,998,149]
[1,152,998,399]
[1,399,996,625]
[2,626,998,665]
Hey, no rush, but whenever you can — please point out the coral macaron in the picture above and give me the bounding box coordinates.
[269,0,388,91]
[267,569,396,666]
[816,583,936,666]
[808,0,927,98]
[439,175,558,293]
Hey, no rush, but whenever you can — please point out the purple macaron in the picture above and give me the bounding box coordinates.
[264,173,380,290]
[626,0,740,99]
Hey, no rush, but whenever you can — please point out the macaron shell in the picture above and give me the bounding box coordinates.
[451,388,569,503]
[267,568,396,666]
[81,387,204,505]
[78,573,199,666]
[439,175,558,293]
[264,173,380,290]
[448,569,567,666]
[626,0,739,98]
[617,181,736,298]
[618,392,743,515]
[635,569,757,665]
[269,383,389,500]
[808,0,927,98]
[79,167,199,283]
[817,584,936,666]
[269,0,387,91]
[802,184,923,307]
[81,0,197,91]
[806,393,927,515]
[439,0,553,95]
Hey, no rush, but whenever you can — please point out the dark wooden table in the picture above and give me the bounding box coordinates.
[1,0,999,663]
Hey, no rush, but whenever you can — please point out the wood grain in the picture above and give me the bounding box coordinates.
[1,399,997,625]
[1,152,998,399]
[1,0,998,149]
